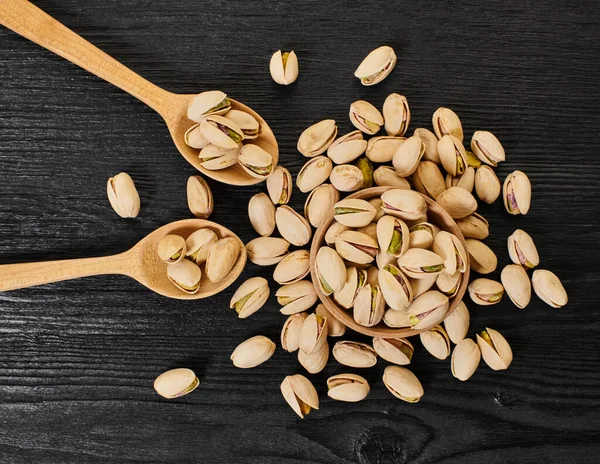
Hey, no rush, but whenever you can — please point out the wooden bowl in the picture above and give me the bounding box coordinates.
[309,186,470,338]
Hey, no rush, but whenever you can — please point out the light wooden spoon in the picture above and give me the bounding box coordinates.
[0,219,247,299]
[0,0,278,186]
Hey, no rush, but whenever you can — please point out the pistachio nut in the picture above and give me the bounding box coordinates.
[406,290,449,330]
[157,234,186,264]
[299,313,328,354]
[369,198,386,222]
[366,136,405,163]
[398,248,445,279]
[383,308,412,328]
[411,273,438,298]
[531,269,568,308]
[333,267,367,309]
[436,270,462,297]
[297,156,333,193]
[432,107,463,141]
[476,328,513,370]
[376,215,409,257]
[408,222,438,249]
[412,161,446,199]
[281,312,308,352]
[246,237,290,266]
[199,114,244,149]
[185,228,218,264]
[436,186,477,219]
[267,166,292,205]
[372,337,414,365]
[376,251,396,269]
[230,335,275,368]
[474,165,501,204]
[273,250,311,285]
[334,198,377,227]
[349,100,384,135]
[374,166,411,189]
[304,184,339,228]
[276,206,312,247]
[451,338,481,381]
[437,135,467,176]
[205,237,240,283]
[465,150,481,168]
[355,157,374,189]
[392,135,425,177]
[503,170,531,215]
[379,264,413,310]
[358,222,379,242]
[224,109,259,139]
[315,303,346,337]
[187,90,231,122]
[154,368,199,399]
[507,229,539,269]
[329,164,364,192]
[456,213,489,240]
[269,50,299,85]
[432,231,468,275]
[238,144,274,179]
[229,277,270,318]
[187,175,214,219]
[354,45,396,86]
[382,366,423,402]
[446,166,475,193]
[468,278,504,305]
[280,374,319,419]
[353,283,385,327]
[248,193,276,237]
[327,373,370,402]
[277,280,318,315]
[106,172,140,218]
[332,340,377,368]
[184,123,210,149]
[465,238,497,274]
[334,230,378,265]
[501,264,531,309]
[298,340,329,374]
[414,128,441,164]
[327,130,368,164]
[198,143,240,170]
[444,300,470,344]
[420,325,451,360]
[297,119,337,157]
[325,221,349,246]
[471,131,505,166]
[382,93,410,137]
[167,259,201,294]
[381,189,427,221]
[366,266,379,286]
[315,246,346,295]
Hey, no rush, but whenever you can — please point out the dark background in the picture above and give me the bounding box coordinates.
[1,0,599,463]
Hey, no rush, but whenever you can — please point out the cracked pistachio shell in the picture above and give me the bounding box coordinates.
[532,269,568,308]
[438,135,467,177]
[411,274,437,298]
[248,193,276,237]
[406,290,449,330]
[330,164,364,192]
[468,278,504,305]
[354,283,385,327]
[325,221,349,246]
[267,166,292,205]
[475,165,501,204]
[167,259,201,294]
[381,189,427,221]
[199,114,244,149]
[433,231,468,275]
[198,143,240,170]
[335,230,379,265]
[316,303,346,337]
[298,340,329,374]
[297,119,337,157]
[477,328,513,370]
[205,237,240,283]
[507,229,539,269]
[229,277,270,319]
[273,250,311,285]
[281,312,308,352]
[393,135,425,177]
[409,222,438,249]
[420,325,451,360]
[187,176,214,219]
[107,172,140,218]
[230,335,275,368]
[501,264,531,309]
[444,300,470,344]
[412,161,446,200]
[154,368,199,399]
[297,156,333,193]
[383,308,412,328]
[366,136,406,163]
[369,198,386,222]
[436,187,477,219]
[355,157,374,189]
[373,337,414,365]
[456,213,489,240]
[379,264,413,310]
[246,237,290,266]
[398,248,445,279]
[350,100,384,135]
[414,128,441,164]
[184,123,210,149]
[332,341,377,368]
[157,234,186,264]
[436,271,462,297]
[334,267,367,309]
[451,339,480,381]
[280,374,319,419]
[224,109,259,139]
[465,238,498,274]
[185,229,218,264]
[299,313,328,354]
[327,373,370,402]
[446,166,475,193]
[270,50,299,85]
[354,46,397,86]
[238,144,274,179]
[327,130,367,164]
[377,215,410,257]
[471,131,505,166]
[316,246,346,295]
[383,93,410,137]
[277,280,318,315]
[503,170,531,215]
[276,206,312,247]
[334,199,377,227]
[187,90,230,122]
[305,184,339,228]
[383,366,423,402]
[374,166,411,189]
[432,107,463,142]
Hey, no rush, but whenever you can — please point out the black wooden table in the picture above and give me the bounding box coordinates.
[1,1,599,463]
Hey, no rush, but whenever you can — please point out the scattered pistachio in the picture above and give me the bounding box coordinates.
[531,269,568,308]
[154,368,199,399]
[269,50,299,85]
[354,46,396,86]
[107,172,140,218]
[230,335,275,368]
[187,175,214,219]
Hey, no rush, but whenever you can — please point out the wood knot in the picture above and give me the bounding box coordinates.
[355,427,407,464]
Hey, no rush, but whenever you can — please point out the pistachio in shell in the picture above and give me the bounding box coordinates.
[280,374,319,418]
[451,338,480,381]
[383,308,412,328]
[325,221,349,246]
[316,303,346,337]
[531,269,568,308]
[412,161,446,200]
[432,107,463,141]
[379,264,413,310]
[330,164,364,192]
[436,270,462,297]
[436,186,478,219]
[157,234,186,264]
[267,166,292,205]
[468,278,504,305]
[273,250,311,285]
[432,231,468,275]
[277,280,318,315]
[333,198,377,227]
[410,273,438,298]
[297,119,337,157]
[471,131,505,166]
[446,166,475,193]
[205,237,240,283]
[398,248,445,279]
[382,366,423,402]
[185,228,218,264]
[229,277,270,319]
[298,313,328,355]
[327,374,370,402]
[298,340,329,374]
[248,192,276,237]
[333,267,367,309]
[184,123,210,149]
[353,283,385,327]
[372,337,414,365]
[507,229,540,269]
[366,136,406,163]
[198,143,240,170]
[246,237,290,266]
[167,259,202,294]
[304,184,339,229]
[383,93,410,137]
[297,156,333,193]
[332,341,377,368]
[154,368,199,399]
[199,114,244,149]
[238,144,274,179]
[476,328,513,370]
[474,165,501,204]
[406,290,449,330]
[376,215,410,257]
[269,50,299,85]
[501,264,531,309]
[276,206,312,247]
[281,312,308,352]
[443,300,470,344]
[456,213,489,240]
[465,238,498,274]
[315,246,346,295]
[408,222,438,249]
[187,90,230,122]
[414,127,441,164]
[420,325,451,360]
[374,166,411,189]
[187,175,214,219]
[335,230,378,265]
[349,100,384,135]
[438,135,467,176]
[230,335,275,369]
[354,46,397,86]
[503,170,531,215]
[327,130,367,164]
[381,189,427,221]
[224,109,259,139]
[106,172,140,218]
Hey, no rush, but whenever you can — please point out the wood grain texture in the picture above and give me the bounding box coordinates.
[0,0,599,463]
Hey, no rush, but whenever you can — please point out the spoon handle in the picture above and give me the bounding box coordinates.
[0,0,174,116]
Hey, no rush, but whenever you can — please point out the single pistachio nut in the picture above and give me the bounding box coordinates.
[475,165,501,204]
[354,45,396,86]
[273,250,311,285]
[376,215,409,257]
[198,143,240,170]
[330,164,364,192]
[411,273,438,298]
[436,186,477,219]
[334,198,377,227]
[476,328,513,371]
[383,93,410,137]
[229,277,270,319]
[335,230,379,265]
[436,270,462,297]
[471,131,505,166]
[398,248,445,279]
[298,340,329,374]
[332,340,377,368]
[383,308,412,328]
[412,161,446,200]
[157,234,186,264]
[154,368,199,399]
[446,166,475,193]
[305,184,339,228]
[468,278,504,305]
[381,189,427,221]
[327,373,370,402]
[230,335,275,368]
[299,312,328,354]
[280,374,319,419]
[199,114,244,149]
[406,290,449,330]
[456,213,489,240]
[369,198,386,222]
[187,90,231,122]
[205,237,240,283]
[437,135,467,177]
[277,280,318,315]
[374,166,412,189]
[420,325,451,360]
[325,221,349,246]
[465,150,482,168]
[378,264,413,310]
[501,264,531,309]
[246,237,290,266]
[297,156,333,193]
[297,119,338,157]
[276,206,312,247]
[366,136,405,163]
[465,238,498,274]
[224,109,259,139]
[365,266,379,286]
[334,267,367,309]
[238,144,274,179]
[315,246,346,295]
[432,231,468,275]
[167,259,201,294]
[187,175,214,219]
[349,100,384,135]
[269,50,299,85]
[382,366,423,403]
[503,170,531,215]
[281,312,308,352]
[315,303,346,337]
[353,283,385,327]
[267,166,292,205]
[507,229,539,269]
[432,107,463,141]
[414,128,441,164]
[451,339,481,381]
[409,222,438,249]
[327,130,367,164]
[444,300,470,344]
[248,193,276,237]
[185,228,218,264]
[372,337,414,365]
[532,269,568,308]
[392,135,425,177]
[107,172,140,218]
[184,123,210,149]
[355,157,374,188]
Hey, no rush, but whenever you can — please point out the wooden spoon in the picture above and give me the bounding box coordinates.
[0,219,247,299]
[0,0,278,186]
